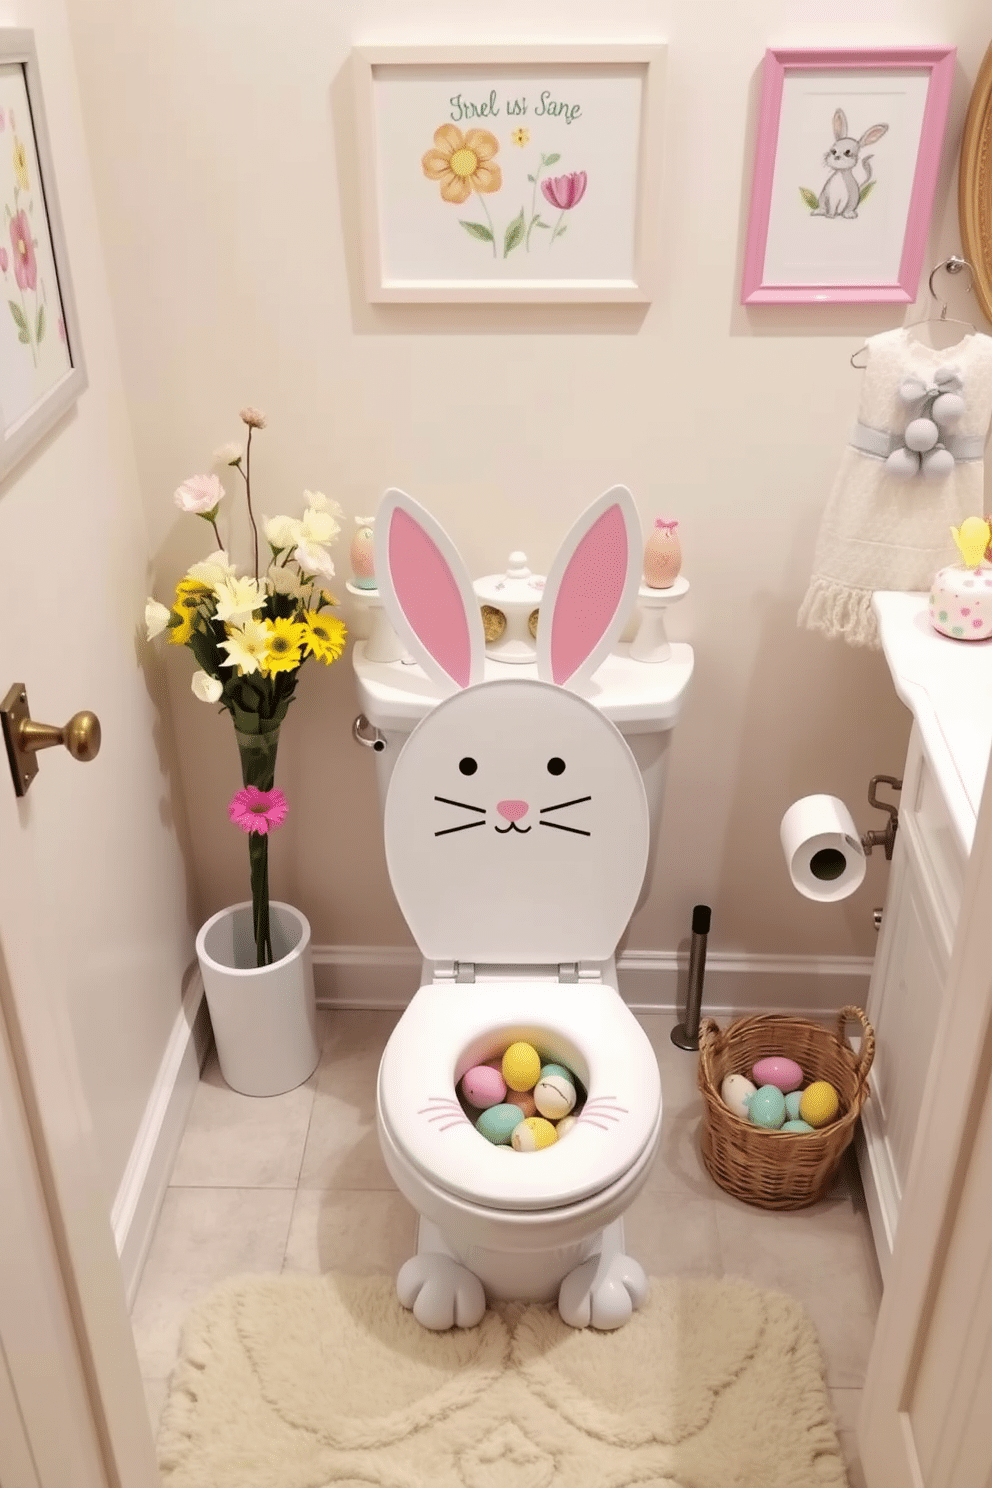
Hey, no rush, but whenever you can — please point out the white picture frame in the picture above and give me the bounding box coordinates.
[0,28,85,483]
[353,43,665,304]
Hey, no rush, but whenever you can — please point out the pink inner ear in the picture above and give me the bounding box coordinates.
[550,504,628,684]
[388,507,472,688]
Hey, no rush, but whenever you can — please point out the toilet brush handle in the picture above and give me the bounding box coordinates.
[671,904,711,1051]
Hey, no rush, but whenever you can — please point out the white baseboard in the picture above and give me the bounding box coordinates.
[112,973,211,1307]
[313,944,873,1019]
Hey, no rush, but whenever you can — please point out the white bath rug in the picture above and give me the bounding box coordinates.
[156,1272,848,1487]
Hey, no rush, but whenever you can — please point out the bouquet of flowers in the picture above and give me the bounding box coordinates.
[146,407,347,966]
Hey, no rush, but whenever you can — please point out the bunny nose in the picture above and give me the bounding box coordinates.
[497,799,529,821]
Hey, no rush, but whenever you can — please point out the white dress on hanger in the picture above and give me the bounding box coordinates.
[799,326,992,648]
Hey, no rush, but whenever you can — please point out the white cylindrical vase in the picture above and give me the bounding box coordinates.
[195,901,320,1096]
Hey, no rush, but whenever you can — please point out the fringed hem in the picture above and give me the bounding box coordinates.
[797,578,880,649]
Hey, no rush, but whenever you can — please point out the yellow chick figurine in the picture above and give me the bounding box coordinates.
[950,516,991,570]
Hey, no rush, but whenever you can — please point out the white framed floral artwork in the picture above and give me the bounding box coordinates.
[0,29,85,483]
[353,44,665,303]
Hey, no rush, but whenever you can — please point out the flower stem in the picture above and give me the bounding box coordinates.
[243,425,260,581]
[475,191,497,257]
[525,155,546,251]
[209,516,223,549]
[550,209,566,242]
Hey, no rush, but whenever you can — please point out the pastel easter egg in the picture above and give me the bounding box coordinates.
[799,1081,840,1128]
[511,1117,558,1152]
[784,1091,804,1121]
[751,1057,804,1093]
[476,1103,526,1145]
[504,1089,538,1118]
[780,1119,815,1133]
[721,1072,757,1119]
[534,1074,576,1120]
[460,1064,507,1109]
[555,1116,578,1139]
[502,1042,542,1092]
[747,1085,787,1129]
[539,1063,574,1083]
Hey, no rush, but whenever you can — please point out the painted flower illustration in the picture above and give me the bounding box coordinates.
[0,247,7,274]
[511,127,530,147]
[12,137,28,191]
[421,124,502,204]
[541,171,587,210]
[9,210,36,290]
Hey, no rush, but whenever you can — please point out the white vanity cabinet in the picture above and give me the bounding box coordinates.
[859,593,990,1281]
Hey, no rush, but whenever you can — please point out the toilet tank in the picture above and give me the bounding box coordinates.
[352,641,693,903]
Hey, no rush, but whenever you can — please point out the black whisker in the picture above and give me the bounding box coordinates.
[539,821,591,836]
[435,796,486,813]
[540,795,592,814]
[435,820,487,837]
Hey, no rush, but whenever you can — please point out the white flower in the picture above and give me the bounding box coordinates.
[218,618,270,675]
[294,540,336,580]
[263,513,302,550]
[303,490,345,521]
[186,549,237,588]
[145,598,172,639]
[174,473,225,514]
[213,575,267,625]
[212,442,243,466]
[191,670,223,703]
[239,406,266,429]
[299,504,341,546]
[266,564,308,599]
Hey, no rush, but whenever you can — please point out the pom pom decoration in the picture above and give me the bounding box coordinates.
[932,392,964,425]
[884,447,921,480]
[899,375,929,403]
[921,447,955,480]
[904,417,939,452]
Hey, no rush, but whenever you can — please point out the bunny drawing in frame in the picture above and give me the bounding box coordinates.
[373,484,649,969]
[810,108,888,219]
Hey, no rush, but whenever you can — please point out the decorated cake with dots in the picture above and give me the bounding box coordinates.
[929,518,992,642]
[457,1042,585,1151]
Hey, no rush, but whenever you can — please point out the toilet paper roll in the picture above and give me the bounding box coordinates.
[780,795,866,902]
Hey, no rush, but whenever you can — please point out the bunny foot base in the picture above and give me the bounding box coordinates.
[557,1221,649,1330]
[396,1251,487,1331]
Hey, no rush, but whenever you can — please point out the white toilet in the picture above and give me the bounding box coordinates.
[354,485,693,1332]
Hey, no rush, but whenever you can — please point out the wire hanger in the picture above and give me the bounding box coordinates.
[850,254,977,368]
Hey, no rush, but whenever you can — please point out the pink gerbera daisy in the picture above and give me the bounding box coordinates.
[228,786,288,835]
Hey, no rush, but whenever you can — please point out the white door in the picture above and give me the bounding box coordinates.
[860,738,992,1485]
[0,2,192,1483]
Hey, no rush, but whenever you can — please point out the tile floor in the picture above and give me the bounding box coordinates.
[132,1009,878,1486]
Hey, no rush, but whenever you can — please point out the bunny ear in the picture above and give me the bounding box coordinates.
[536,485,642,688]
[373,488,484,693]
[859,123,888,147]
[833,109,848,140]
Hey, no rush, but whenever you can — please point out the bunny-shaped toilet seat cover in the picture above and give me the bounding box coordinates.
[374,486,660,1210]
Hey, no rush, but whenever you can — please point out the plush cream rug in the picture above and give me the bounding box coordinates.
[156,1272,847,1488]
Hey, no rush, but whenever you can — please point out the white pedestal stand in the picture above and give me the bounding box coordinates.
[629,576,689,663]
[346,581,412,664]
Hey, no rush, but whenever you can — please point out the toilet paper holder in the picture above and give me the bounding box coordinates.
[860,775,902,860]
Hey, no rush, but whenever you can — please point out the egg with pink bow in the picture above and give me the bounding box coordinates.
[751,1057,804,1093]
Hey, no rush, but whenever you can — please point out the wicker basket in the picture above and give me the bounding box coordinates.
[698,1006,874,1211]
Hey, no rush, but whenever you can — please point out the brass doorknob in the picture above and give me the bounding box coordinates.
[1,684,102,796]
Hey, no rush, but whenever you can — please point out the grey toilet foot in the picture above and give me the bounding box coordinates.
[396,1251,487,1330]
[558,1251,648,1330]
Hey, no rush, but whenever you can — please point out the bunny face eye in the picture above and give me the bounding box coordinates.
[547,757,566,776]
[458,757,478,776]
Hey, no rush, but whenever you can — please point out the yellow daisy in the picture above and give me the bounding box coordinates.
[421,124,502,204]
[511,128,530,147]
[12,137,28,191]
[265,616,307,673]
[301,611,347,664]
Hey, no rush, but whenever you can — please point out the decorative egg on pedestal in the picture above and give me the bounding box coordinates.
[350,516,377,590]
[643,519,682,589]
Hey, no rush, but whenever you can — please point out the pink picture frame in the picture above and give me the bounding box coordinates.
[742,46,955,305]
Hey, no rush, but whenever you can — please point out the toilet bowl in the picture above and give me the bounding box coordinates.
[365,484,691,1332]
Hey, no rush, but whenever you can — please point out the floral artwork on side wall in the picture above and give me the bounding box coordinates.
[354,45,665,303]
[0,30,85,483]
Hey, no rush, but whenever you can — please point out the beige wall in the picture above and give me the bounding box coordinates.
[66,0,992,973]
